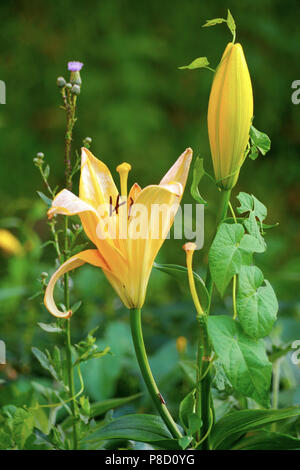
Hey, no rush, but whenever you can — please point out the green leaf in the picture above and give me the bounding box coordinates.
[179,360,197,386]
[236,192,267,222]
[179,435,193,450]
[62,393,142,430]
[91,394,142,418]
[188,413,202,436]
[179,389,195,431]
[154,263,209,310]
[190,157,207,204]
[211,407,300,449]
[31,347,58,381]
[202,17,226,27]
[37,322,63,334]
[250,126,271,157]
[6,408,34,449]
[208,223,259,296]
[84,414,180,450]
[227,10,236,38]
[207,316,272,407]
[37,191,52,207]
[237,266,278,338]
[178,57,210,71]
[232,430,300,450]
[44,164,50,179]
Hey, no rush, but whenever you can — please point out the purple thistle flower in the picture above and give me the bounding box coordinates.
[68,61,84,72]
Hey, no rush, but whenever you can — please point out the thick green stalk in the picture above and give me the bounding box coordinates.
[205,188,232,305]
[199,188,232,449]
[130,308,182,440]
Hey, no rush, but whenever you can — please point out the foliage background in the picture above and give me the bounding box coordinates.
[0,0,299,425]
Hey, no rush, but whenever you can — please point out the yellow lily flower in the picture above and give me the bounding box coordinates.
[208,42,253,190]
[44,147,192,317]
[0,229,23,256]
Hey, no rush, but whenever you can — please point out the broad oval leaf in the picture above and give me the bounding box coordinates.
[237,265,278,338]
[208,223,258,296]
[207,315,272,407]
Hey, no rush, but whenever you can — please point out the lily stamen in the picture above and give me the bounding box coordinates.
[116,162,132,198]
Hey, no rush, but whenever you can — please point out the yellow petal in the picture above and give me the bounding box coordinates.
[159,148,193,191]
[0,229,23,256]
[80,148,119,208]
[44,250,108,318]
[47,189,100,246]
[126,182,183,307]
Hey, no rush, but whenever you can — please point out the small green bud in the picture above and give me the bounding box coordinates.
[71,84,81,95]
[66,82,72,90]
[83,137,92,145]
[36,152,44,159]
[57,76,66,88]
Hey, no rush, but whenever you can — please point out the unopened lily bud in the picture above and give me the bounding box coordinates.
[57,76,66,88]
[68,61,83,86]
[208,42,253,190]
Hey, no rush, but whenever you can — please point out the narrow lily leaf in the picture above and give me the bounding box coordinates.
[37,322,63,334]
[154,262,209,309]
[37,191,52,207]
[83,414,180,450]
[211,407,300,450]
[237,266,278,339]
[61,394,142,430]
[227,9,236,38]
[178,57,210,71]
[190,157,207,204]
[202,18,226,27]
[232,431,300,450]
[207,316,272,407]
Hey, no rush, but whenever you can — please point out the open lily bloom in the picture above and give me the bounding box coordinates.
[44,147,192,317]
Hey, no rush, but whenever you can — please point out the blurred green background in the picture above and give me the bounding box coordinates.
[0,0,299,419]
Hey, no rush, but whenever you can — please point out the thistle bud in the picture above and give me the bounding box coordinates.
[71,84,81,95]
[208,42,253,190]
[68,61,83,86]
[56,76,66,88]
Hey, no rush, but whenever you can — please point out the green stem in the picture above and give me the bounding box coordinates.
[271,358,281,432]
[65,319,78,449]
[205,189,232,309]
[62,90,78,449]
[130,308,182,439]
[195,315,211,445]
[199,188,232,449]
